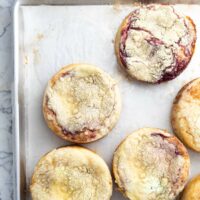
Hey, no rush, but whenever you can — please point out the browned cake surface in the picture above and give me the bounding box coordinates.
[30,146,113,200]
[181,174,200,200]
[43,64,121,143]
[113,128,190,200]
[172,78,200,152]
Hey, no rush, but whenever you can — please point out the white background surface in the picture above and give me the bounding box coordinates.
[20,4,200,199]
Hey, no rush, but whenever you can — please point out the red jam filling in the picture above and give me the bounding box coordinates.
[119,7,195,83]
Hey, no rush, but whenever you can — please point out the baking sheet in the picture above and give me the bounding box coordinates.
[18,4,200,199]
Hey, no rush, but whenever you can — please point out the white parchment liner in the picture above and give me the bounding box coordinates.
[20,4,200,199]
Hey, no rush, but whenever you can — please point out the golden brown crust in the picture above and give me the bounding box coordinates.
[43,64,121,143]
[112,128,190,200]
[115,5,196,83]
[186,15,197,55]
[30,146,113,200]
[181,175,200,200]
[43,101,100,143]
[171,78,200,152]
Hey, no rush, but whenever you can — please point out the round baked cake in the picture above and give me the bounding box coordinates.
[172,78,200,152]
[181,174,200,200]
[43,64,121,143]
[115,4,196,83]
[30,146,113,200]
[113,128,190,200]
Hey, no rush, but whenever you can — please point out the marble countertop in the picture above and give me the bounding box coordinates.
[0,0,14,199]
[1,1,200,200]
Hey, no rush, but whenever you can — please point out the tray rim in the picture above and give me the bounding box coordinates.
[13,1,20,200]
[13,1,200,200]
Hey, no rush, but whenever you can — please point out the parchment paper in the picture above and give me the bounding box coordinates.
[20,4,200,199]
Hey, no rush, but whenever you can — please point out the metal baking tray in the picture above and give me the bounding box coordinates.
[13,0,200,199]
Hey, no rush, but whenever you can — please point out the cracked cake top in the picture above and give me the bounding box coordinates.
[113,128,190,200]
[115,4,196,83]
[43,64,121,143]
[30,146,112,200]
